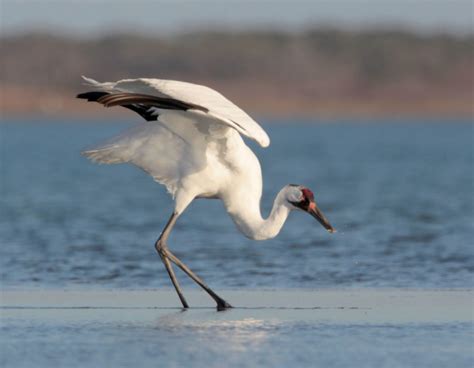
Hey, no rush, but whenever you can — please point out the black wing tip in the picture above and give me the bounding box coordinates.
[76,91,207,121]
[77,91,159,121]
[76,91,109,101]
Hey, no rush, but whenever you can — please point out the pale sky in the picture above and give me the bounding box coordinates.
[1,0,473,36]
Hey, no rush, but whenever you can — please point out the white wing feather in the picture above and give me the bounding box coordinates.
[81,76,270,148]
[82,109,242,197]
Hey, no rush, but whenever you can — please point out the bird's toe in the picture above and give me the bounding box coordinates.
[216,300,233,311]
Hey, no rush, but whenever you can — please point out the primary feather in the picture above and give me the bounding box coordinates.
[81,76,270,147]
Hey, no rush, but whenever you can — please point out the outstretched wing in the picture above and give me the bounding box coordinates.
[78,76,270,148]
[82,109,237,197]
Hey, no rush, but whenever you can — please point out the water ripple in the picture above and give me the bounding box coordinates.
[0,121,473,289]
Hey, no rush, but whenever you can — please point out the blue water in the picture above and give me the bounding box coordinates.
[1,118,473,368]
[2,313,472,368]
[0,119,473,289]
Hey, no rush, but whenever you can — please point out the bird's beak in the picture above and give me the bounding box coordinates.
[308,202,335,233]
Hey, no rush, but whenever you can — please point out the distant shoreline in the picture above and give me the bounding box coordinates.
[2,29,472,120]
[1,86,472,120]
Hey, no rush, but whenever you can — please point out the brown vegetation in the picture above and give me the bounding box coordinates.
[1,29,473,118]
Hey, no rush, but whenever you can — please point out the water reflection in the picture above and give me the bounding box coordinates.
[154,311,273,352]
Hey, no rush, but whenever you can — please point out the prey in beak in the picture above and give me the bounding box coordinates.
[289,187,335,233]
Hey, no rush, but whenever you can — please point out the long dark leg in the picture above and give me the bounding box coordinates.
[155,213,189,308]
[160,253,189,308]
[164,249,232,311]
[156,212,232,311]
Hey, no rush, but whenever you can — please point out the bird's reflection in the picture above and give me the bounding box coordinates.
[154,311,273,351]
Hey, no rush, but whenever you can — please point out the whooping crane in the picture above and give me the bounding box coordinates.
[78,76,335,310]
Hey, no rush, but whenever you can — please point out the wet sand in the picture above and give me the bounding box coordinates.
[1,289,473,368]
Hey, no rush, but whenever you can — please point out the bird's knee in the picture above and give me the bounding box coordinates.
[155,240,167,255]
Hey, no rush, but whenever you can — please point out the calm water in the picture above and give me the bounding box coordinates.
[2,312,472,368]
[1,289,473,368]
[0,119,473,289]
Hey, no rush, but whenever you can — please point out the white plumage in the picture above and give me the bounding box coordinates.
[81,76,270,147]
[79,76,334,310]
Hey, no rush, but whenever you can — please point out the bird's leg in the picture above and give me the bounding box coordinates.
[155,213,189,309]
[158,249,189,309]
[156,211,232,311]
[164,249,233,311]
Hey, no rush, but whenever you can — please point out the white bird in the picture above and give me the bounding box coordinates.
[78,76,335,310]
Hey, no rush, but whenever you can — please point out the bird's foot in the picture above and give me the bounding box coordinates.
[216,299,233,311]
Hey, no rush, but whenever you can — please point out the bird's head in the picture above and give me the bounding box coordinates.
[285,184,335,233]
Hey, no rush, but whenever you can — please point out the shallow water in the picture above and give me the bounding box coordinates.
[0,119,473,289]
[1,289,473,368]
[4,311,470,368]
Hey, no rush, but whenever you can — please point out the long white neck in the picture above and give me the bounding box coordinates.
[224,187,291,241]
